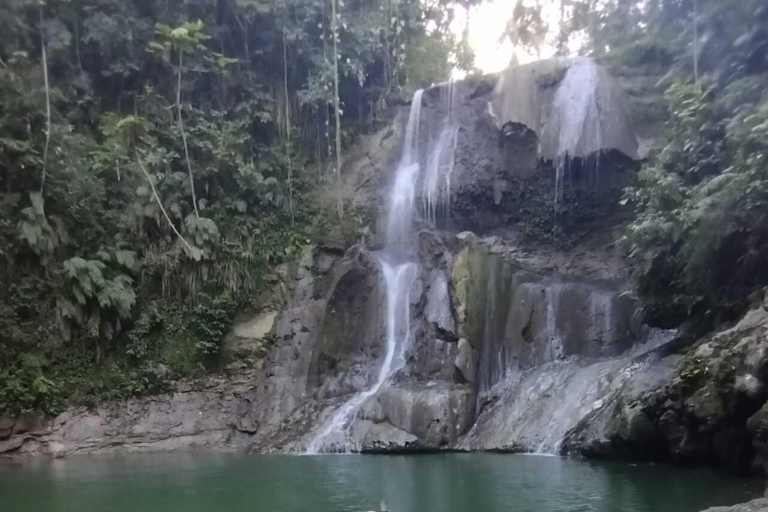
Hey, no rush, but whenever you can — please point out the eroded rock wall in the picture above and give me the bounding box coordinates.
[563,295,768,473]
[8,58,753,471]
[491,57,639,160]
[0,229,649,458]
[450,232,640,394]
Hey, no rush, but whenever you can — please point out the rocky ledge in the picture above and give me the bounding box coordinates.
[563,293,768,473]
[4,238,768,474]
[0,374,262,458]
[701,498,768,512]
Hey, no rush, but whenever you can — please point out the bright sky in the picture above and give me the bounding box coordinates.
[450,0,581,75]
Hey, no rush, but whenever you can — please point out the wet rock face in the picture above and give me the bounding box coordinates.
[563,302,768,474]
[412,59,641,235]
[355,383,475,451]
[559,354,681,461]
[336,232,645,454]
[450,236,639,393]
[699,499,768,512]
[505,280,638,363]
[342,234,476,452]
[490,57,639,160]
[433,76,540,233]
[0,379,261,458]
[308,250,385,399]
[0,236,683,462]
[334,110,405,240]
[455,339,477,384]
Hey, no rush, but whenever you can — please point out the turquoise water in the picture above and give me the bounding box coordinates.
[0,452,760,512]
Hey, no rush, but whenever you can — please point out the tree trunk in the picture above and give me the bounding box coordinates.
[177,51,200,219]
[331,0,344,219]
[40,7,51,194]
[693,0,699,82]
[283,27,294,225]
[136,153,199,259]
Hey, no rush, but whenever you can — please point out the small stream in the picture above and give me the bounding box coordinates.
[0,453,760,512]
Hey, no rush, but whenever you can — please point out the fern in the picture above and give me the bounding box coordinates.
[63,257,106,301]
[17,192,61,256]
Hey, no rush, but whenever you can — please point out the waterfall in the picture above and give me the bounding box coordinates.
[545,285,565,362]
[422,81,458,228]
[549,59,605,225]
[402,89,423,165]
[306,90,426,454]
[386,90,423,250]
[553,156,567,228]
[305,261,417,454]
[553,61,593,225]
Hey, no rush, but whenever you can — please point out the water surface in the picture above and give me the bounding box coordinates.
[0,453,760,512]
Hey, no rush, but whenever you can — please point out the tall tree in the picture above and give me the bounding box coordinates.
[331,0,343,219]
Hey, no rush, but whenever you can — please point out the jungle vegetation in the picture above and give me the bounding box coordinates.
[0,0,477,414]
[1,0,767,415]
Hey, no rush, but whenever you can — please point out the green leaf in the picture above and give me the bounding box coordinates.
[115,250,138,271]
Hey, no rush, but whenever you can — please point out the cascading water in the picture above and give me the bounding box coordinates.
[461,278,678,455]
[305,261,417,453]
[386,89,423,249]
[300,58,656,457]
[549,59,604,225]
[422,81,459,228]
[306,90,426,454]
[553,156,568,229]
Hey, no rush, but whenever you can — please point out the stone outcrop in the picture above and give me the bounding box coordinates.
[292,231,478,452]
[449,230,676,453]
[333,109,405,225]
[563,296,768,473]
[699,499,768,512]
[450,232,640,393]
[355,382,475,451]
[0,376,259,457]
[490,57,639,160]
[405,58,642,234]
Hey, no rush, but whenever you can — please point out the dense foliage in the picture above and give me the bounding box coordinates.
[0,0,472,414]
[593,0,768,328]
[623,76,768,328]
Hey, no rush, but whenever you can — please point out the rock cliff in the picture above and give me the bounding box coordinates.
[4,57,768,476]
[563,294,768,473]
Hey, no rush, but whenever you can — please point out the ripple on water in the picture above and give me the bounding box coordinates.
[0,452,760,512]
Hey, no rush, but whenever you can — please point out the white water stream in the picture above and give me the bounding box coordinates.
[386,89,423,250]
[305,260,417,453]
[422,81,459,227]
[307,88,439,453]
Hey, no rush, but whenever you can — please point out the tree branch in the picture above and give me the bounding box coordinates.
[40,7,51,195]
[177,51,200,219]
[331,0,344,220]
[283,27,294,225]
[135,152,198,258]
[693,0,699,82]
